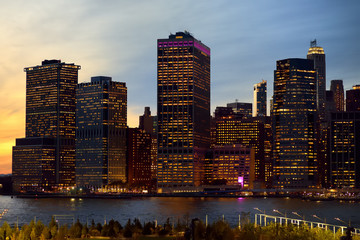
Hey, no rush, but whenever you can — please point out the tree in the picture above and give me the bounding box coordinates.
[35,220,44,238]
[123,219,133,238]
[206,220,235,240]
[0,222,12,240]
[143,222,155,235]
[69,219,82,238]
[39,226,51,240]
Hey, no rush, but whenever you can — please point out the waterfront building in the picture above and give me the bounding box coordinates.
[330,112,360,188]
[127,128,152,188]
[204,144,255,189]
[272,58,317,189]
[157,31,210,192]
[212,107,271,187]
[76,76,127,188]
[307,40,326,122]
[346,85,360,112]
[139,107,158,184]
[330,80,345,112]
[253,80,267,117]
[227,101,252,119]
[13,60,80,191]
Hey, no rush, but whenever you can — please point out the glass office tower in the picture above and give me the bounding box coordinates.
[157,32,210,192]
[13,60,80,191]
[76,76,127,188]
[272,58,317,189]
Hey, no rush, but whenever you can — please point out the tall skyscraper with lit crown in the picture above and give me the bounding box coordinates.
[157,31,210,192]
[307,40,326,122]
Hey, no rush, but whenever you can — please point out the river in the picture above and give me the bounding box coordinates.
[0,195,359,227]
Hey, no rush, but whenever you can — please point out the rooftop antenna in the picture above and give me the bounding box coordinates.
[184,30,193,37]
[310,39,317,47]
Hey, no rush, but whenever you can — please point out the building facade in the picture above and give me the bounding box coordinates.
[307,40,326,122]
[227,102,252,119]
[76,76,127,188]
[13,60,80,191]
[212,109,269,187]
[330,112,360,188]
[346,85,360,112]
[253,80,267,117]
[157,31,210,191]
[204,144,255,189]
[127,128,152,188]
[330,80,345,112]
[139,107,158,184]
[272,58,317,189]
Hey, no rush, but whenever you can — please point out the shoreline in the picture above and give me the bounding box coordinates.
[3,192,359,202]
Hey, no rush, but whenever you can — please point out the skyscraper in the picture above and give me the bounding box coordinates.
[127,128,152,188]
[330,80,345,112]
[272,58,317,189]
[139,107,158,184]
[307,39,326,122]
[212,107,271,187]
[346,85,360,112]
[157,31,210,192]
[13,60,80,191]
[76,76,127,188]
[227,102,252,119]
[253,80,267,117]
[330,112,360,188]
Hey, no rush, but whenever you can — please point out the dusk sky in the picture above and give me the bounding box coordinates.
[0,0,359,174]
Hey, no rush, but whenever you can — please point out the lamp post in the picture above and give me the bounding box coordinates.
[292,212,304,220]
[254,208,266,226]
[273,209,287,225]
[292,211,304,227]
[312,214,326,224]
[334,217,350,227]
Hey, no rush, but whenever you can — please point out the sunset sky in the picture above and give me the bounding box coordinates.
[1,0,359,174]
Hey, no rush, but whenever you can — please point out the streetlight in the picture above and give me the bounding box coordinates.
[292,212,305,220]
[273,209,286,217]
[334,218,350,227]
[254,208,265,214]
[312,214,326,223]
[273,209,287,225]
[254,208,266,226]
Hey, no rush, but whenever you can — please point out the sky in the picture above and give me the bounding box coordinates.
[0,0,359,174]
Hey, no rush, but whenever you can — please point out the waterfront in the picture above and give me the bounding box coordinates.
[0,195,359,227]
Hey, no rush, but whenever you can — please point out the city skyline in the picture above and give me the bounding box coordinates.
[1,1,360,174]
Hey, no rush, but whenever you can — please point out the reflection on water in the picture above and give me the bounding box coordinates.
[0,196,359,227]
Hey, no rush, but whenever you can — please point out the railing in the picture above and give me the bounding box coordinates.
[254,213,360,236]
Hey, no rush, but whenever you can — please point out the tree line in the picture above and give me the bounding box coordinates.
[0,215,358,240]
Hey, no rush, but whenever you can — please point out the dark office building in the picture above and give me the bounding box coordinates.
[253,80,267,117]
[272,58,317,189]
[330,112,360,188]
[76,76,127,188]
[139,107,158,182]
[307,40,326,122]
[157,31,210,192]
[227,102,252,119]
[13,60,80,191]
[330,80,345,112]
[127,128,152,188]
[346,85,360,112]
